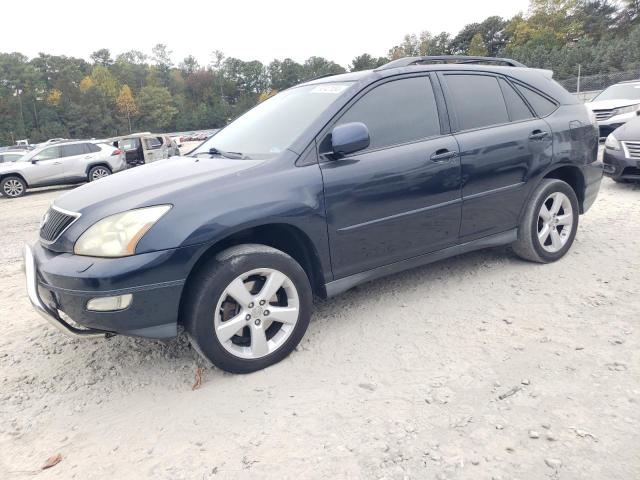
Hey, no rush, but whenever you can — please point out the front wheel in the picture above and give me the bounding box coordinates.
[183,244,312,373]
[512,179,579,263]
[1,176,27,198]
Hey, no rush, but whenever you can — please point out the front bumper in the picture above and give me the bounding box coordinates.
[597,112,639,138]
[603,148,640,181]
[24,245,108,338]
[23,242,200,339]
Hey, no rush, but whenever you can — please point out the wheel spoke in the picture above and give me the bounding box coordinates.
[538,224,551,243]
[550,229,563,250]
[250,324,269,356]
[549,193,562,214]
[556,213,572,226]
[226,278,253,308]
[259,271,286,301]
[216,312,246,342]
[539,204,551,222]
[268,306,298,325]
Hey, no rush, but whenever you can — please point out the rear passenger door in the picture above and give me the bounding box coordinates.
[60,143,92,180]
[439,72,554,240]
[320,75,462,279]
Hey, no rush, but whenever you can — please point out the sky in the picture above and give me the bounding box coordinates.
[1,0,531,67]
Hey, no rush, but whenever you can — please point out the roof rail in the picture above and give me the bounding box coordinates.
[375,55,527,71]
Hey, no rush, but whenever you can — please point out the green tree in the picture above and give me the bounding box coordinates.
[137,85,177,131]
[469,33,488,56]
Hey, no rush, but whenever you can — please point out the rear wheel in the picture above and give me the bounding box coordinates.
[1,176,26,198]
[512,179,579,263]
[183,244,312,373]
[88,165,111,182]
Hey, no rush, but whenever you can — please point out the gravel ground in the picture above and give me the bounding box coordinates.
[0,172,639,479]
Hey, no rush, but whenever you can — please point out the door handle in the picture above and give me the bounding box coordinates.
[430,149,458,162]
[529,130,549,140]
[53,162,62,165]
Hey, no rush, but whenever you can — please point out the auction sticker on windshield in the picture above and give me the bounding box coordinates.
[310,85,349,94]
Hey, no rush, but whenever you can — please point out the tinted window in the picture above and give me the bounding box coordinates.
[32,146,61,161]
[514,84,557,117]
[61,144,87,157]
[499,79,534,121]
[337,77,440,150]
[445,74,509,130]
[87,143,101,153]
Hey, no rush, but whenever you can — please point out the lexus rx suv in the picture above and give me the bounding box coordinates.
[1,140,125,198]
[24,56,603,373]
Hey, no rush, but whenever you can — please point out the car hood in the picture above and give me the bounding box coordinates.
[611,116,640,141]
[55,156,265,214]
[585,99,640,110]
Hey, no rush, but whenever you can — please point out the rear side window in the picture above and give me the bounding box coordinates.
[444,74,509,130]
[87,143,101,153]
[514,83,557,117]
[61,144,87,157]
[336,76,441,150]
[499,79,534,121]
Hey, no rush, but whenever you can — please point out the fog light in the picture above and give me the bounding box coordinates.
[87,294,132,312]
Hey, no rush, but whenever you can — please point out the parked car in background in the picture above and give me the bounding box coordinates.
[0,150,29,163]
[0,140,125,198]
[108,133,180,167]
[585,80,640,137]
[603,115,640,182]
[24,55,602,373]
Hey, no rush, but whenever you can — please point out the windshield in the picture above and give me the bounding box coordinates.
[593,83,640,102]
[192,82,353,158]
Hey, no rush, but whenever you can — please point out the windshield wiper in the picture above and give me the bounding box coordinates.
[192,147,247,159]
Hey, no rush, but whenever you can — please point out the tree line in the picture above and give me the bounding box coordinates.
[0,0,638,145]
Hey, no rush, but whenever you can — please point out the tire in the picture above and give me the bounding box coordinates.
[88,165,111,182]
[512,179,579,263]
[1,176,27,198]
[611,177,628,184]
[183,244,313,373]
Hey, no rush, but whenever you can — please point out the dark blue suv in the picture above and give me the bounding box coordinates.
[24,56,603,373]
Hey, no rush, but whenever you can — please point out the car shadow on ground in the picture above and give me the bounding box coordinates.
[0,184,75,200]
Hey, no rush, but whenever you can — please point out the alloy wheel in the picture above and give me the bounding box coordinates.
[91,168,110,181]
[214,268,300,359]
[537,191,573,253]
[3,179,24,197]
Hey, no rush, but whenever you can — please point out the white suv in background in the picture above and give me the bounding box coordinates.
[585,80,640,137]
[0,140,125,198]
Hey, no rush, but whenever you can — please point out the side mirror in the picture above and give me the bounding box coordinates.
[331,122,370,156]
[31,159,38,164]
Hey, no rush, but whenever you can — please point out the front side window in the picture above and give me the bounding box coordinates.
[444,74,509,131]
[32,146,61,161]
[336,76,441,151]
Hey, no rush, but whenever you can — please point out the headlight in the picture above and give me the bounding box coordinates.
[615,104,640,115]
[604,134,621,151]
[74,205,171,257]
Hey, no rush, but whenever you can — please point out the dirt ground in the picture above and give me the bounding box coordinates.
[0,172,638,479]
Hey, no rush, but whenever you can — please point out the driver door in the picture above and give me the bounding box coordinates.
[29,146,66,185]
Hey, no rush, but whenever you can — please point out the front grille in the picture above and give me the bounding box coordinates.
[40,207,79,242]
[593,109,615,121]
[623,141,640,159]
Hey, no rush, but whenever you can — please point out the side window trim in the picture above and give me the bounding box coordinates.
[316,73,450,161]
[496,75,535,122]
[508,79,559,118]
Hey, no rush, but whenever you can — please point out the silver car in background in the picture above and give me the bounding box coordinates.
[0,140,125,198]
